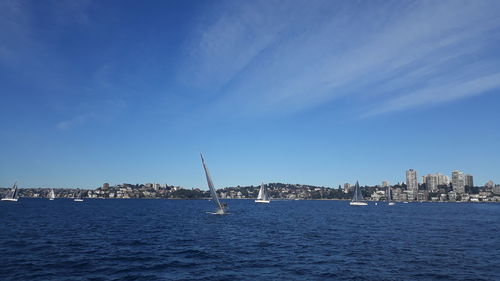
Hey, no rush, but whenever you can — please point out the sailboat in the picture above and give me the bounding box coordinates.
[1,182,19,202]
[350,181,367,206]
[255,183,271,203]
[201,153,227,215]
[74,189,84,202]
[387,186,395,206]
[49,189,56,200]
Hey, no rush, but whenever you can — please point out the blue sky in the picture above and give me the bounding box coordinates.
[1,0,499,189]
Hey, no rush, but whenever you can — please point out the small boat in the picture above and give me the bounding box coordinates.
[403,201,409,204]
[387,186,395,206]
[350,181,367,206]
[1,182,19,202]
[201,153,227,215]
[74,189,84,202]
[255,183,271,203]
[48,189,56,200]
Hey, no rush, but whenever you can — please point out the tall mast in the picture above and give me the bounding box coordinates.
[200,153,223,210]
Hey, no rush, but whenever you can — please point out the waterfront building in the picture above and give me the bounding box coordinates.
[406,190,416,201]
[417,191,428,201]
[437,173,450,186]
[399,192,408,201]
[448,191,457,201]
[406,169,418,199]
[465,174,474,187]
[424,174,439,192]
[452,170,465,194]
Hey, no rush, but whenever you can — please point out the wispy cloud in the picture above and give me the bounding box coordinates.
[179,0,500,116]
[56,113,93,130]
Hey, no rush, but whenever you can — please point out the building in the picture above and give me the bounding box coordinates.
[465,174,474,187]
[424,174,439,192]
[437,173,450,186]
[102,183,110,190]
[343,183,352,193]
[448,191,457,201]
[452,170,465,194]
[493,185,500,195]
[381,181,390,188]
[406,169,418,199]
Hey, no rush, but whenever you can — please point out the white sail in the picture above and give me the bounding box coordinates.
[255,183,270,203]
[387,186,395,205]
[350,181,367,206]
[201,154,226,214]
[1,182,19,202]
[49,189,55,200]
[74,189,84,202]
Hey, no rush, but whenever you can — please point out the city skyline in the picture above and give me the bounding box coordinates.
[1,1,500,188]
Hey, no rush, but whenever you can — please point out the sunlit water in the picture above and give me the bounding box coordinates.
[1,199,499,280]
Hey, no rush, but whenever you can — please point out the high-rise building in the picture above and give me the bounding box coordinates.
[465,174,474,187]
[424,174,439,192]
[406,169,418,199]
[452,170,465,194]
[103,183,110,190]
[437,173,450,186]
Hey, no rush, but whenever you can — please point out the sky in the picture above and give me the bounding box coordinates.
[1,0,500,189]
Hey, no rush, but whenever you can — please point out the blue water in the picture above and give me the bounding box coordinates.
[0,199,499,280]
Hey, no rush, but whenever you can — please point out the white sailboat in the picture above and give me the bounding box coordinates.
[201,153,227,215]
[1,182,19,202]
[387,186,395,206]
[74,189,84,202]
[255,183,271,203]
[350,181,367,206]
[49,189,56,200]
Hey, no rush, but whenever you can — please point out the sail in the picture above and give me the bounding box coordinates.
[5,182,18,199]
[352,181,364,202]
[200,154,223,211]
[387,187,391,202]
[76,189,82,199]
[257,184,265,200]
[49,189,55,199]
[263,185,270,201]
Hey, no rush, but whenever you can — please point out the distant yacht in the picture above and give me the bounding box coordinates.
[1,182,19,202]
[350,181,367,206]
[387,186,395,206]
[255,183,271,203]
[74,189,84,202]
[201,153,227,215]
[49,189,56,200]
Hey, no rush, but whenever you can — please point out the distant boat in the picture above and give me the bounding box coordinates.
[1,182,19,202]
[201,153,227,215]
[49,189,56,200]
[350,181,367,206]
[387,186,395,206]
[74,189,84,202]
[255,183,271,203]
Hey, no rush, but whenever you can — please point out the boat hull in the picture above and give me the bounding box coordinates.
[49,198,55,200]
[255,200,270,203]
[74,199,84,202]
[1,198,18,202]
[350,201,368,206]
[388,202,395,206]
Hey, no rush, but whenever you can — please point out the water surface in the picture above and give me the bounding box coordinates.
[0,199,499,280]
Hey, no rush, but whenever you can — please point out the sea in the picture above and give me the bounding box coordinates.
[0,199,499,281]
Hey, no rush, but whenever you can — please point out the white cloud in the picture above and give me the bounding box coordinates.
[179,0,500,116]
